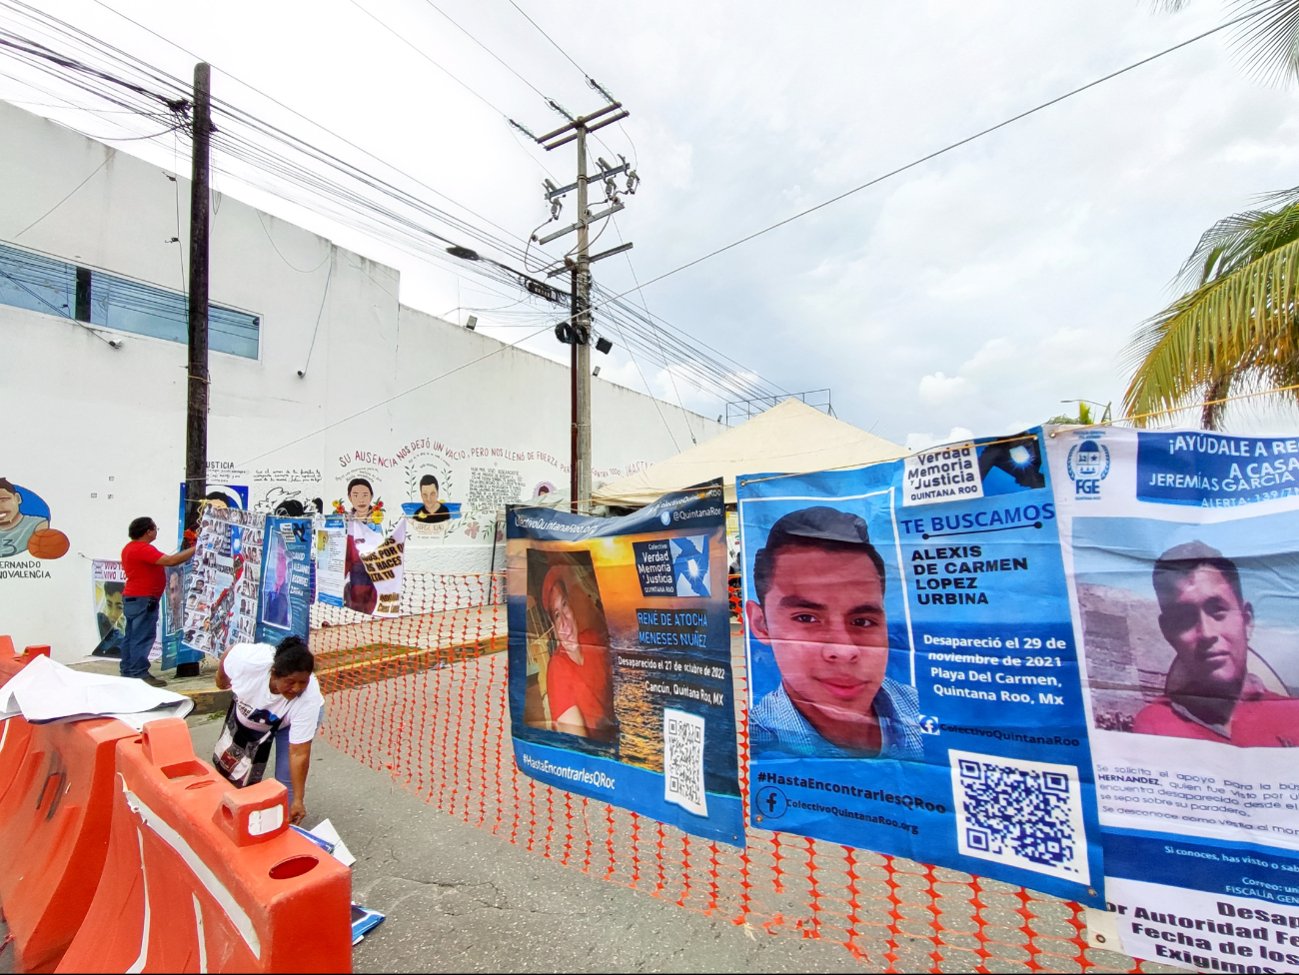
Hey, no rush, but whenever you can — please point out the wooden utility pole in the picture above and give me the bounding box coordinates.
[569,268,580,510]
[533,102,633,512]
[178,62,211,679]
[573,125,591,512]
[185,61,212,530]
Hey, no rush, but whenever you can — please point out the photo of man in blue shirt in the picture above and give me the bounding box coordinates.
[745,505,922,760]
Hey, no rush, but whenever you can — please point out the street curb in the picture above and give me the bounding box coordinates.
[180,686,232,716]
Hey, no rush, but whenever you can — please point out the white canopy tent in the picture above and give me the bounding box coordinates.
[593,399,907,507]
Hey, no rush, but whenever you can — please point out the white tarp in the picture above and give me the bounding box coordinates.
[593,398,906,507]
[0,655,193,729]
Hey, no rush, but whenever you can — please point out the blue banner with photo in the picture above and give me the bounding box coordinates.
[737,428,1105,905]
[160,563,188,669]
[315,515,346,608]
[1048,426,1299,968]
[505,480,743,846]
[255,516,314,645]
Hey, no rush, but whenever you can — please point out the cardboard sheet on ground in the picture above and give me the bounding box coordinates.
[0,654,193,727]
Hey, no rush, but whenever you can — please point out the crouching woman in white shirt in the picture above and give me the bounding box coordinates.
[213,636,324,825]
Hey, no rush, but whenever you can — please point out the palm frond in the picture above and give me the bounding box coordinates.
[1173,202,1299,289]
[1124,232,1299,425]
[1253,184,1299,209]
[1152,2,1299,87]
[1230,0,1299,86]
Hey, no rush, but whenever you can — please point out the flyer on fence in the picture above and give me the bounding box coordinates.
[1049,426,1299,972]
[505,479,743,846]
[737,428,1105,905]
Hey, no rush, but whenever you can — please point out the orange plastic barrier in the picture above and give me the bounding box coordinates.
[0,643,28,802]
[0,639,55,803]
[0,717,140,972]
[57,718,353,974]
[0,636,49,681]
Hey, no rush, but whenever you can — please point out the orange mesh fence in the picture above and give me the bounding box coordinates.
[318,571,1149,973]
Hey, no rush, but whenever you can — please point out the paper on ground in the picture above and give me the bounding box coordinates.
[309,817,357,867]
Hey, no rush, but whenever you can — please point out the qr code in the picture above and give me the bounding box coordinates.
[663,708,707,816]
[949,749,1089,883]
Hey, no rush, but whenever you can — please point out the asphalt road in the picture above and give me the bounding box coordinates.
[185,712,871,974]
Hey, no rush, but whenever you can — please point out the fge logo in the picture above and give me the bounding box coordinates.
[1065,438,1110,499]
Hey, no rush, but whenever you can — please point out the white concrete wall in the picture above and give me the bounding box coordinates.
[0,102,721,661]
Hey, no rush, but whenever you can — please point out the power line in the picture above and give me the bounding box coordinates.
[0,8,790,403]
[0,11,564,300]
[85,0,550,245]
[504,0,634,164]
[2,2,542,270]
[610,217,691,443]
[11,152,112,238]
[603,10,1258,303]
[344,0,514,121]
[551,11,1257,404]
[506,0,587,77]
[234,321,556,468]
[421,0,547,101]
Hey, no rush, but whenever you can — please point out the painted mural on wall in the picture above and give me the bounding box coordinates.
[340,439,548,556]
[210,438,655,555]
[0,441,649,656]
[251,465,325,519]
[0,478,68,572]
[178,463,251,532]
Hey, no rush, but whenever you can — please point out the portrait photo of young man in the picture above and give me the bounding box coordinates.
[745,505,922,760]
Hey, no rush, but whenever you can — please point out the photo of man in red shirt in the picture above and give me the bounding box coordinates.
[1133,541,1299,747]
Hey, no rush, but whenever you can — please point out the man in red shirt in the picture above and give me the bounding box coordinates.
[121,516,195,686]
[1133,541,1299,747]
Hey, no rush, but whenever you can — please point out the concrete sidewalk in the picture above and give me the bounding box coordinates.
[183,712,869,974]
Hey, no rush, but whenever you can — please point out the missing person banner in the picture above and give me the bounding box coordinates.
[1048,426,1299,970]
[182,507,263,658]
[169,483,250,668]
[256,517,313,644]
[315,514,346,607]
[160,564,187,669]
[90,559,126,657]
[737,429,1104,905]
[506,480,743,846]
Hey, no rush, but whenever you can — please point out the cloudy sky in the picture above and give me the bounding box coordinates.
[5,0,1299,449]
